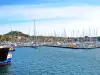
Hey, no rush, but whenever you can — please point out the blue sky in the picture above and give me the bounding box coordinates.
[0,0,100,5]
[0,0,100,37]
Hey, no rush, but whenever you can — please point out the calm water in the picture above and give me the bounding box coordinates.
[0,46,100,75]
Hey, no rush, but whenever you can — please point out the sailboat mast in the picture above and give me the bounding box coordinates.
[54,30,56,43]
[28,28,30,42]
[64,29,66,37]
[11,28,12,42]
[33,19,37,45]
[34,20,36,37]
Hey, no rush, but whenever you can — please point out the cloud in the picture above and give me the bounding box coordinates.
[0,5,91,20]
[0,4,100,37]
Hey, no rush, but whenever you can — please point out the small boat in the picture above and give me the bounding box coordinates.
[9,47,15,51]
[0,46,12,66]
[30,46,38,48]
[30,43,38,48]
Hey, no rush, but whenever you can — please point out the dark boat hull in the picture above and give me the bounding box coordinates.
[0,58,11,66]
[66,47,96,49]
[0,48,9,61]
[0,47,11,66]
[30,46,38,48]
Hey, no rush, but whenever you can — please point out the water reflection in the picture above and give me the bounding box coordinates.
[0,65,11,75]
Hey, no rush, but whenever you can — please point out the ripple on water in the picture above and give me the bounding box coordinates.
[0,47,100,75]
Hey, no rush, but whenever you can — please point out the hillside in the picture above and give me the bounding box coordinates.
[5,31,29,37]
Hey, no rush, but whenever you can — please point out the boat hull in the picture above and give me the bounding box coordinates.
[0,47,12,66]
[66,47,96,49]
[30,46,38,48]
[0,58,12,66]
[0,48,9,61]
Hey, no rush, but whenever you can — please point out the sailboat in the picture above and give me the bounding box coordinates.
[30,20,38,48]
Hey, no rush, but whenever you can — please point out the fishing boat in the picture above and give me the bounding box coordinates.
[0,46,12,66]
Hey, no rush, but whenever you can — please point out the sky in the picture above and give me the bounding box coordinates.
[0,0,100,37]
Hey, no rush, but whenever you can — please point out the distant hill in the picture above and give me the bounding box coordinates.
[5,31,29,37]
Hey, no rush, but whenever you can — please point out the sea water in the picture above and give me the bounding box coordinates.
[0,46,100,75]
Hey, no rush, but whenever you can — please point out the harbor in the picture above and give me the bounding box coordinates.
[1,28,100,75]
[1,0,100,75]
[6,34,100,49]
[1,37,100,49]
[0,30,100,66]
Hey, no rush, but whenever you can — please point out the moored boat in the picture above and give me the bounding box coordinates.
[1,43,15,51]
[66,42,96,49]
[30,20,39,48]
[0,46,12,66]
[9,47,15,51]
[0,53,12,66]
[30,43,38,48]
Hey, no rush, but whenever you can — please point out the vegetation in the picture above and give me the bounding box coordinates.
[0,31,29,42]
[5,31,29,37]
